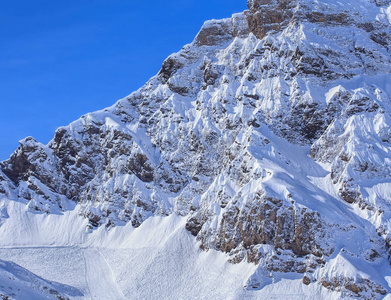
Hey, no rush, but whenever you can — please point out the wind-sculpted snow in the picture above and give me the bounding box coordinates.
[0,258,82,299]
[1,0,391,298]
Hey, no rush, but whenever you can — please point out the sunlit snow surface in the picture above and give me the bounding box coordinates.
[0,202,344,300]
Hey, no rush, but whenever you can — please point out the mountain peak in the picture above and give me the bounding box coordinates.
[246,0,391,39]
[1,1,391,298]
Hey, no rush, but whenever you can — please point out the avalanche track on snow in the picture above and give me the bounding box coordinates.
[82,248,125,300]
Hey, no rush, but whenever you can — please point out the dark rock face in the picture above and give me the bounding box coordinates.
[194,192,326,258]
[321,277,387,297]
[128,153,154,183]
[246,0,296,39]
[194,19,233,46]
[159,57,184,83]
[1,137,48,184]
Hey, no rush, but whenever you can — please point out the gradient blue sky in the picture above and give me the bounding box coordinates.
[0,0,247,160]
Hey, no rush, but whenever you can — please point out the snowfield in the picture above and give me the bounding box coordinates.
[0,202,344,299]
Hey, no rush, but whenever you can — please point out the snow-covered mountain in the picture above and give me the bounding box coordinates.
[1,0,391,298]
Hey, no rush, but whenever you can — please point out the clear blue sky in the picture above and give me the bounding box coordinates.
[0,0,247,160]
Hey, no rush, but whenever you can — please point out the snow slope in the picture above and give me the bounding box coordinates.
[0,256,82,300]
[0,205,343,299]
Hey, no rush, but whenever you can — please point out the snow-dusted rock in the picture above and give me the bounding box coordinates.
[1,0,391,298]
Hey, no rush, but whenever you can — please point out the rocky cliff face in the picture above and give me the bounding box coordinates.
[1,0,391,298]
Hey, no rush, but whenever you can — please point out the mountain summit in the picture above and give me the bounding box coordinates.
[1,0,391,298]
